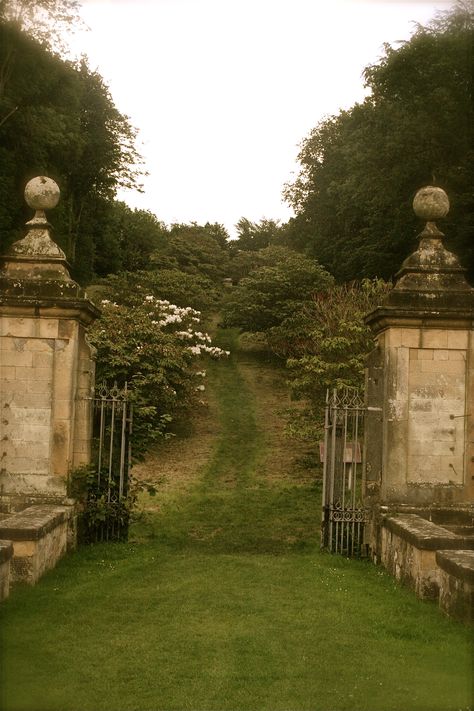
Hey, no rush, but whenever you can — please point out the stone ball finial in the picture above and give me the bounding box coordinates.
[24,176,60,211]
[413,186,449,221]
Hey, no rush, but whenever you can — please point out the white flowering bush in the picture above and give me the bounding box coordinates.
[88,293,229,458]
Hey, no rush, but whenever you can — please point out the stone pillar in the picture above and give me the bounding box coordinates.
[0,177,100,509]
[364,186,474,507]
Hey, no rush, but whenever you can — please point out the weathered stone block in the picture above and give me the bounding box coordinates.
[447,331,469,349]
[9,393,51,409]
[418,348,434,367]
[436,550,474,625]
[27,379,52,394]
[421,359,465,375]
[381,514,474,600]
[32,351,54,369]
[27,338,55,352]
[0,338,16,351]
[13,423,50,443]
[2,351,33,367]
[38,319,59,339]
[386,329,402,347]
[449,350,467,361]
[14,366,34,381]
[0,318,34,338]
[422,330,449,348]
[0,505,70,585]
[58,319,75,339]
[401,329,420,348]
[0,472,64,496]
[0,366,16,380]
[0,539,13,601]
[53,399,72,420]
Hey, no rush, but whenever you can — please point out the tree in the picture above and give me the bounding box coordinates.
[226,249,265,284]
[0,23,144,282]
[89,268,219,315]
[270,279,392,439]
[88,278,229,458]
[233,217,286,251]
[223,246,333,334]
[0,0,81,52]
[284,2,474,282]
[150,222,230,283]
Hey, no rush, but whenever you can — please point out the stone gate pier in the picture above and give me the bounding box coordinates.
[0,177,99,596]
[364,186,474,623]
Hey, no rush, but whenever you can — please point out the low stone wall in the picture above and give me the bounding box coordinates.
[436,550,474,625]
[0,540,14,600]
[0,505,70,585]
[380,514,474,599]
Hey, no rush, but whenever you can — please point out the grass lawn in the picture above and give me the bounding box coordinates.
[0,329,472,711]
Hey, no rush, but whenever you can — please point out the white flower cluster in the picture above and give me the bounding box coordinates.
[175,330,211,343]
[141,295,230,360]
[101,299,119,307]
[187,344,230,358]
[143,296,202,328]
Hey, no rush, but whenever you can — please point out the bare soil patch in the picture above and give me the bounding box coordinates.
[132,388,220,496]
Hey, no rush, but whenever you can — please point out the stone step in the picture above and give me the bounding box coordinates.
[0,504,71,585]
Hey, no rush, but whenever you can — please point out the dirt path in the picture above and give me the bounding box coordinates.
[132,328,316,498]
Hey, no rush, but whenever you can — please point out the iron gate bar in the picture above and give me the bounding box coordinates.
[108,395,115,503]
[321,390,330,549]
[119,382,128,499]
[321,387,368,557]
[79,381,133,542]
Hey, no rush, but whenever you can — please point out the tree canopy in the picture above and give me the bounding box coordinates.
[223,246,334,334]
[0,0,81,51]
[284,2,474,282]
[232,218,286,252]
[150,223,230,282]
[0,21,144,282]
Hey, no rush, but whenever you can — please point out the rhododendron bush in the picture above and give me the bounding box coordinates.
[88,289,228,458]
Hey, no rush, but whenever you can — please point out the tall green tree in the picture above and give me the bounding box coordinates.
[223,246,333,334]
[0,0,81,51]
[150,222,230,283]
[233,217,286,251]
[284,2,474,282]
[0,22,144,282]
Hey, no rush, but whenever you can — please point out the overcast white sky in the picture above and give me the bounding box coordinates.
[73,0,451,236]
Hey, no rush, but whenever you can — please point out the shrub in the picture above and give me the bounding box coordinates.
[88,291,228,459]
[222,246,334,334]
[270,279,392,439]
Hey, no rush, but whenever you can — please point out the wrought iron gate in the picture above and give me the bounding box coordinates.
[321,388,368,557]
[88,381,133,542]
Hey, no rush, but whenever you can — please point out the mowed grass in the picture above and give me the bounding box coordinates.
[1,329,472,711]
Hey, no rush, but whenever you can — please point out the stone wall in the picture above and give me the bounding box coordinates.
[380,515,443,598]
[436,550,474,624]
[0,313,95,504]
[379,515,474,623]
[0,505,71,585]
[370,326,472,505]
